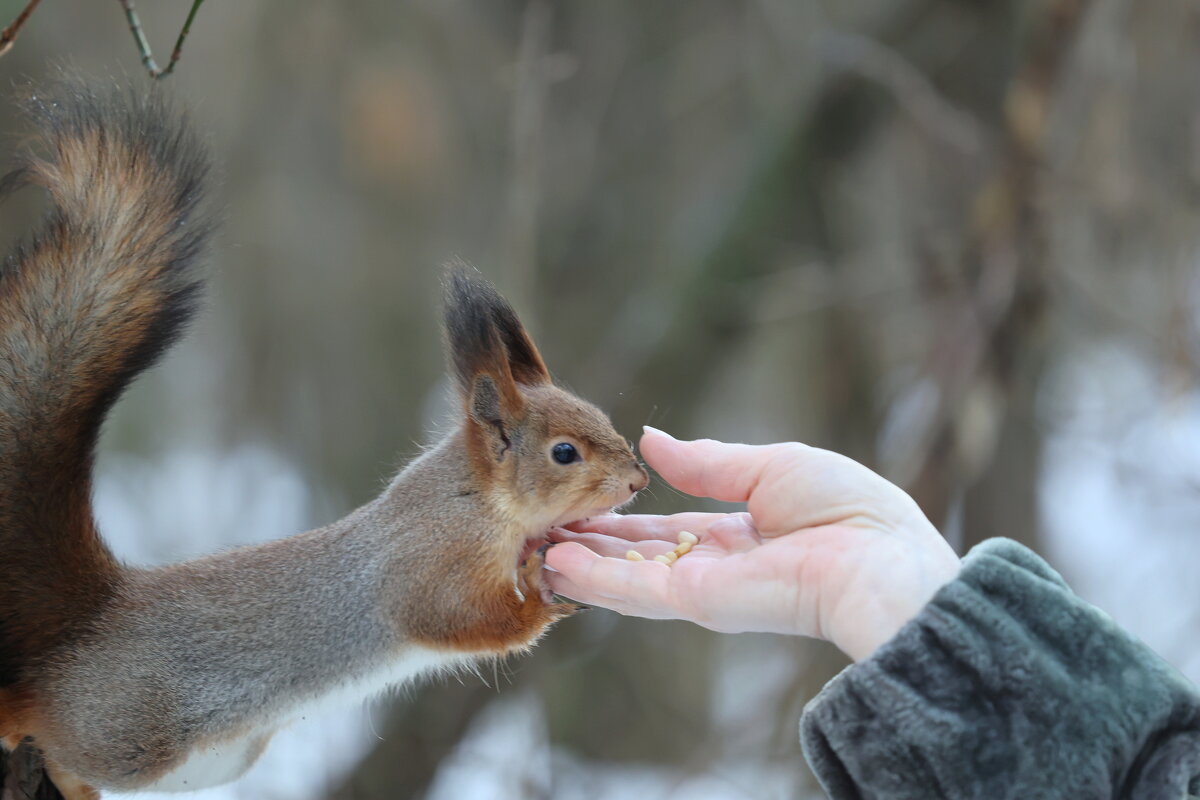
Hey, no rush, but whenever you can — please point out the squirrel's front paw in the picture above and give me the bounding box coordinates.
[519,544,579,618]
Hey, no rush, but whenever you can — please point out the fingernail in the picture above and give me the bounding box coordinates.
[643,425,675,440]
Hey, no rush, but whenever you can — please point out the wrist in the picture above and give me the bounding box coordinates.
[838,601,933,663]
[835,545,961,662]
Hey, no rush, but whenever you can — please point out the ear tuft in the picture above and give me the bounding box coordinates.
[442,261,550,393]
[488,295,551,388]
[443,261,504,396]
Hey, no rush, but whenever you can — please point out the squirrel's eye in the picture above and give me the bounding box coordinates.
[551,442,579,464]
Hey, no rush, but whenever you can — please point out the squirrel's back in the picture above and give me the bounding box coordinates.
[0,82,213,688]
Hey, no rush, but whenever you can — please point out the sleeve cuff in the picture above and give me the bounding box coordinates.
[799,538,1200,799]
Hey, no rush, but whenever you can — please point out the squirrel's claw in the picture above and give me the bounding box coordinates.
[517,543,578,612]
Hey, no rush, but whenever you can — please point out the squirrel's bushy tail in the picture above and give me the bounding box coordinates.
[0,82,212,686]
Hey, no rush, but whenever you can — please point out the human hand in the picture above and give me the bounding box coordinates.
[545,427,961,661]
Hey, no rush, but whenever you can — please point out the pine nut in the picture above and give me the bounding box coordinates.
[625,550,645,561]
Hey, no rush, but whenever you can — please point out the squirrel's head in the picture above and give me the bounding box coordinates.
[443,263,648,537]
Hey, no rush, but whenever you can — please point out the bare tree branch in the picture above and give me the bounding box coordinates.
[0,0,43,59]
[118,0,205,80]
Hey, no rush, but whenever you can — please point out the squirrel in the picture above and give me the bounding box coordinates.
[0,82,648,799]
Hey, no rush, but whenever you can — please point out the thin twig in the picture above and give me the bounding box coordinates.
[119,0,206,79]
[0,0,43,58]
[161,0,205,77]
[119,0,159,74]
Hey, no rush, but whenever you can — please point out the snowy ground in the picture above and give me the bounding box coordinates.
[97,446,380,800]
[1038,343,1200,686]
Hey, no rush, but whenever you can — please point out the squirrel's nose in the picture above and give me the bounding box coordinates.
[629,466,649,493]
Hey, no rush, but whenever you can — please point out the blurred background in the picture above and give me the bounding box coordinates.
[0,0,1198,797]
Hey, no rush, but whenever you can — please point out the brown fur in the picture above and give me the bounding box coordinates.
[0,83,209,699]
[43,761,101,800]
[408,543,575,653]
[0,86,645,794]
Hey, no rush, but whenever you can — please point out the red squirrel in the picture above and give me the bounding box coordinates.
[0,82,647,798]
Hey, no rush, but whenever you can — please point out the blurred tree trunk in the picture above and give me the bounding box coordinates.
[908,0,1086,553]
[958,0,1085,554]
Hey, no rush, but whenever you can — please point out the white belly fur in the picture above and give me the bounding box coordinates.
[142,646,468,792]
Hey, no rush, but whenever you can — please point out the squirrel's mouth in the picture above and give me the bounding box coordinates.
[516,508,612,569]
[517,491,639,570]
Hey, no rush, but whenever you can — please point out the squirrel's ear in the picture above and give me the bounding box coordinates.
[443,262,527,424]
[488,294,551,387]
[466,374,514,458]
[442,261,550,390]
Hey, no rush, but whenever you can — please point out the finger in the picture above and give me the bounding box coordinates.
[559,513,761,554]
[549,530,675,560]
[544,567,613,607]
[642,427,901,536]
[546,571,683,620]
[562,512,729,542]
[640,427,801,504]
[544,542,676,615]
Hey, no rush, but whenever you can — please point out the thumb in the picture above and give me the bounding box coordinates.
[639,427,797,504]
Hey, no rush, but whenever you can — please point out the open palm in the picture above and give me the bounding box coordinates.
[545,429,960,661]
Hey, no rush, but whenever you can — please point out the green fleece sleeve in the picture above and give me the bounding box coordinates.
[800,538,1200,799]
